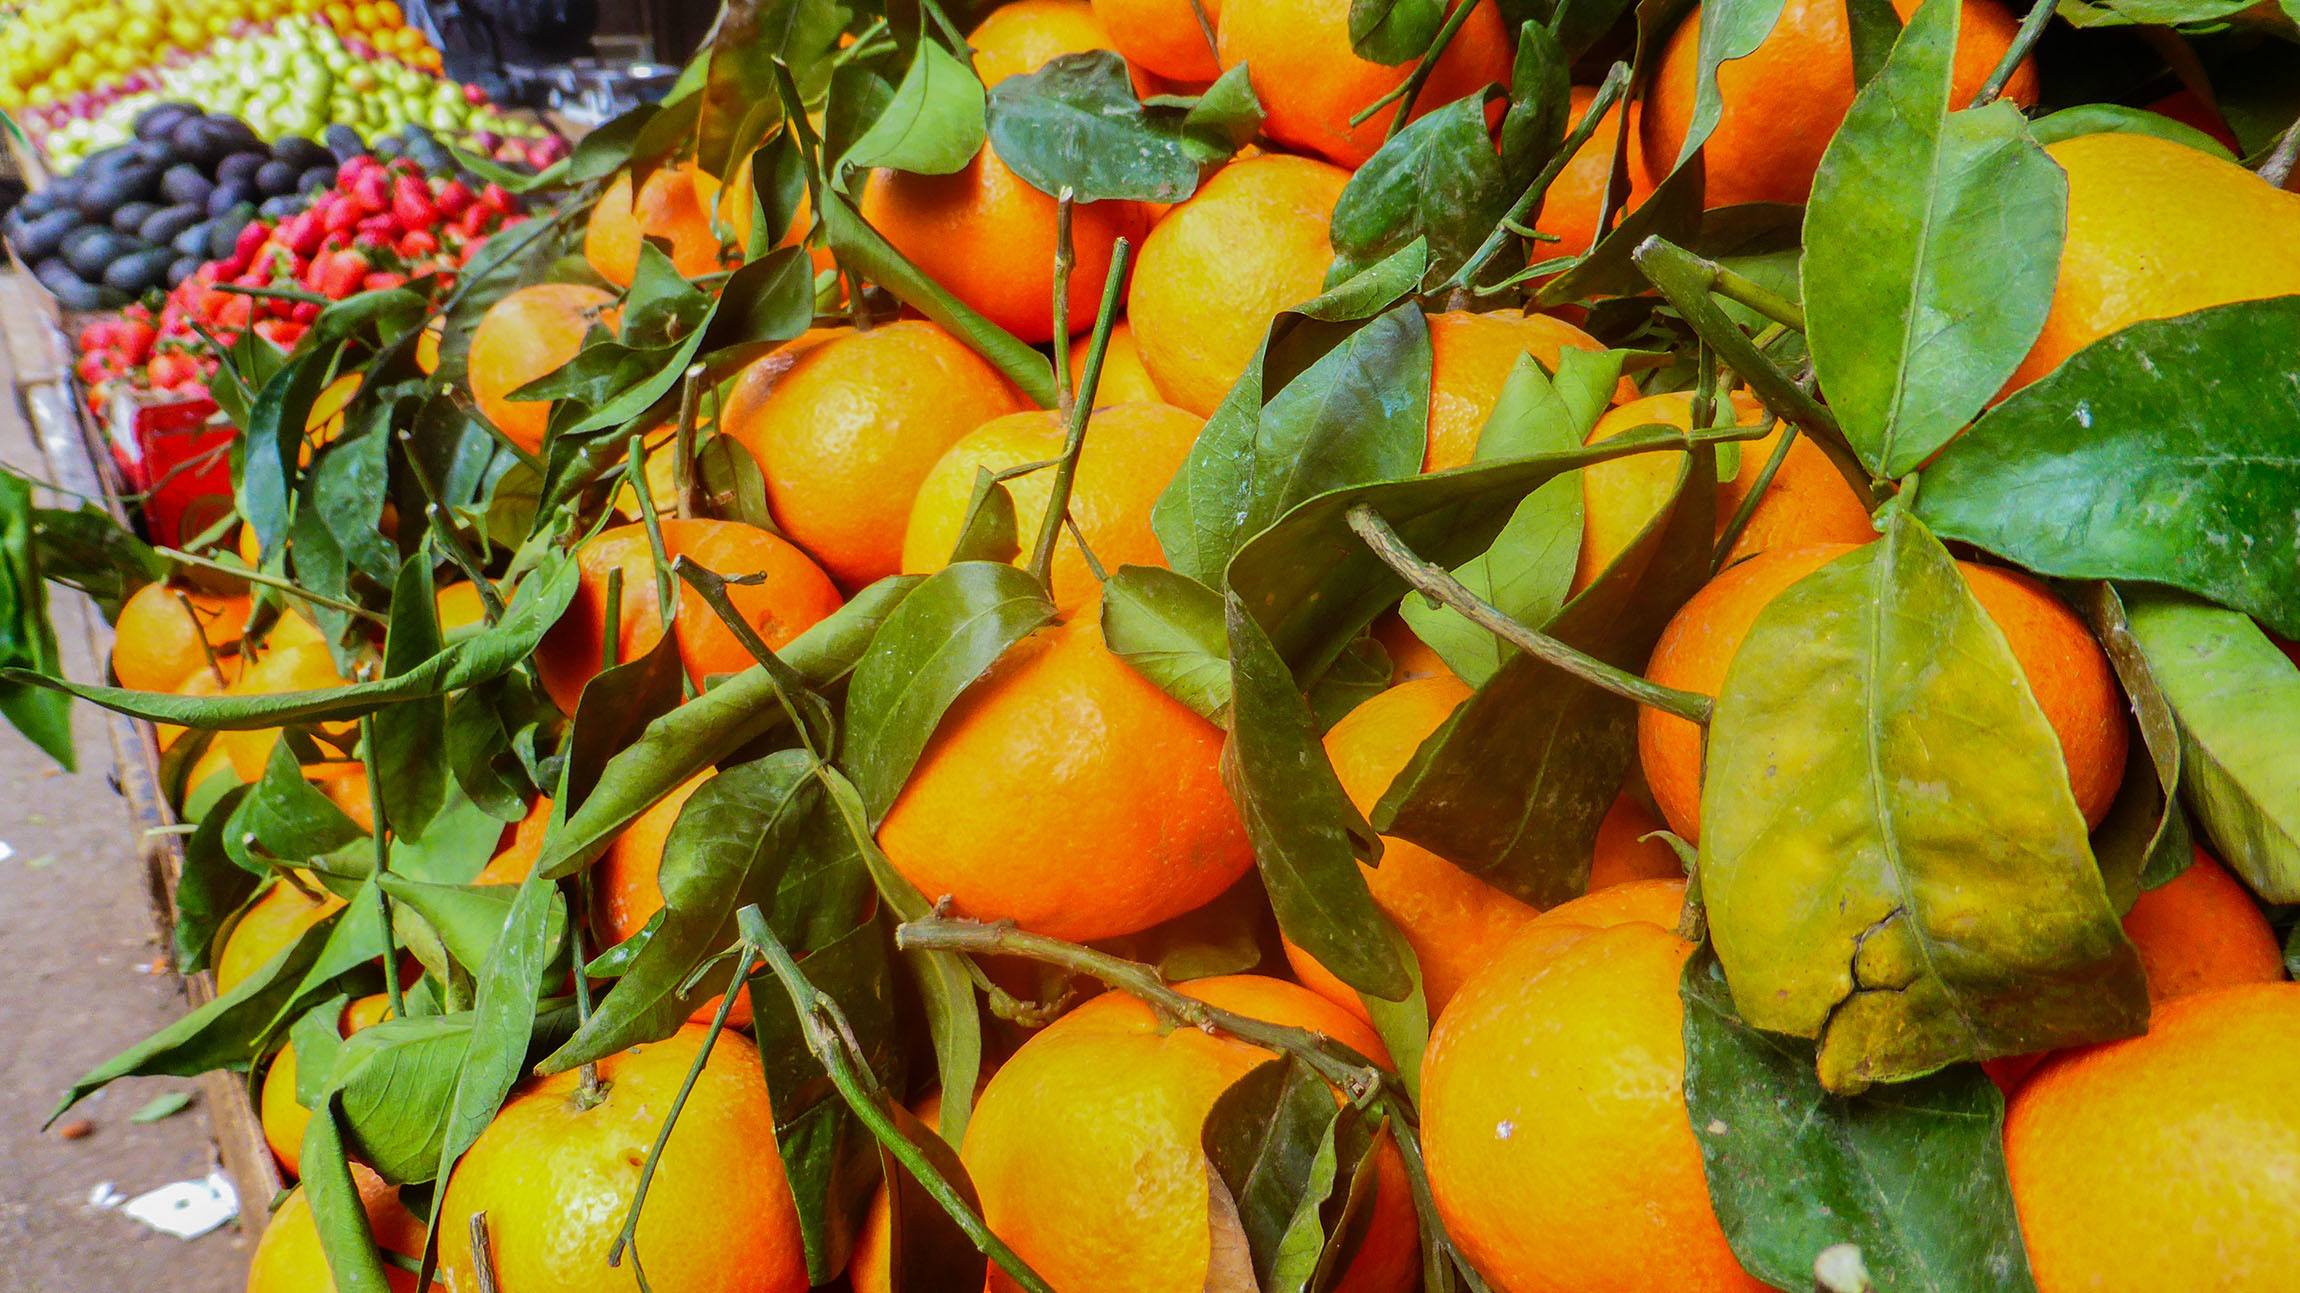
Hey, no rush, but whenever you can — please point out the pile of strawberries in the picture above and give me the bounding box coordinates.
[74,153,526,411]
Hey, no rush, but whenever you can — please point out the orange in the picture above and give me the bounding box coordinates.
[1642,0,2037,208]
[216,878,346,995]
[414,317,442,375]
[244,1164,425,1293]
[585,772,751,1027]
[860,146,1143,345]
[1129,154,1349,416]
[901,401,1205,612]
[308,761,376,833]
[155,655,239,754]
[584,161,733,287]
[2006,132,2300,393]
[1370,612,1452,685]
[437,1025,807,1293]
[878,597,1252,942]
[475,795,554,886]
[534,517,843,714]
[112,581,247,693]
[1639,544,2128,842]
[1093,0,1221,81]
[1423,308,1623,472]
[1283,677,1540,1018]
[1068,321,1164,405]
[1588,793,1685,889]
[2122,848,2284,1004]
[722,321,1027,588]
[259,994,393,1177]
[1576,389,1875,590]
[1534,85,1656,262]
[218,640,354,781]
[434,581,488,635]
[2006,983,2300,1292]
[1421,879,1764,1293]
[970,0,1144,92]
[468,283,619,456]
[964,975,1417,1293]
[1217,0,1513,168]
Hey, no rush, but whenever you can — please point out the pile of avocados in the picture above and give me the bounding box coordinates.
[3,103,342,311]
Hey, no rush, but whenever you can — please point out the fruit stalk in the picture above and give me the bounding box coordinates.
[158,544,388,625]
[1345,502,1717,725]
[1450,60,1631,292]
[1351,0,1491,136]
[357,713,406,1020]
[1025,234,1133,590]
[671,363,704,522]
[1971,0,2054,109]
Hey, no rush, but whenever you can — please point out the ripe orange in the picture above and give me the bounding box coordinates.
[216,878,345,995]
[112,581,246,693]
[2007,132,2300,393]
[971,0,1146,92]
[1421,878,1763,1293]
[860,147,1144,345]
[1576,389,1875,591]
[1216,0,1513,168]
[307,761,376,833]
[155,654,240,754]
[474,795,554,886]
[722,321,1027,588]
[964,974,1418,1293]
[901,401,1205,612]
[584,161,733,286]
[218,640,353,781]
[1639,544,2128,842]
[434,581,488,635]
[468,283,619,456]
[1069,321,1164,405]
[1093,0,1221,81]
[1424,308,1622,472]
[1129,154,1349,416]
[437,1025,808,1293]
[583,771,752,1027]
[845,1091,944,1293]
[2122,848,2284,1003]
[2006,983,2300,1292]
[878,598,1252,942]
[260,994,393,1177]
[534,517,843,714]
[1642,0,2037,208]
[1283,677,1540,1018]
[1588,793,1686,889]
[244,1164,426,1293]
[1535,85,1655,263]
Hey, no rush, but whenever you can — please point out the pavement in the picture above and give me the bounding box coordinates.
[0,277,248,1289]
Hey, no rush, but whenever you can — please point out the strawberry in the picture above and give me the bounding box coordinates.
[392,174,439,230]
[480,183,517,215]
[313,249,370,299]
[434,179,475,218]
[290,300,321,324]
[397,229,439,260]
[352,166,392,216]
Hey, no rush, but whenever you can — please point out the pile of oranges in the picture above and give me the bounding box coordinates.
[52,0,2300,1288]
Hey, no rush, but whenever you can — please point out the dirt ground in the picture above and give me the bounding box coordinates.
[0,280,247,1288]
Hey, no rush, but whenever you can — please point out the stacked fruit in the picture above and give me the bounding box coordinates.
[31,18,538,170]
[72,156,524,404]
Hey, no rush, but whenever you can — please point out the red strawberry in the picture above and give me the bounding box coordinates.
[391,174,439,230]
[480,183,516,215]
[313,250,370,299]
[397,229,439,259]
[290,300,321,324]
[352,167,392,216]
[434,179,475,218]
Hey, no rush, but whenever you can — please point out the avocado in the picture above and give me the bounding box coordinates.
[15,187,61,219]
[104,246,176,295]
[10,208,82,262]
[208,205,254,258]
[36,257,126,311]
[254,159,299,197]
[324,124,367,162]
[160,164,214,208]
[216,151,268,188]
[170,219,216,257]
[272,136,330,171]
[111,201,159,233]
[166,254,201,289]
[258,195,304,220]
[139,204,202,245]
[206,181,254,219]
[134,102,199,142]
[296,164,337,195]
[63,227,130,280]
[80,163,164,216]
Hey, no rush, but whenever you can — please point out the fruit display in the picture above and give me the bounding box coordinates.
[5,1,2300,1291]
[29,18,539,171]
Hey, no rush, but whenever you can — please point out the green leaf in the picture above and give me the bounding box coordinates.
[426,869,562,1195]
[245,739,366,862]
[329,1013,463,1183]
[301,1101,393,1293]
[28,501,168,622]
[559,629,687,818]
[1681,948,2038,1291]
[0,473,72,769]
[946,468,1020,566]
[1201,1055,1372,1292]
[1802,0,2066,477]
[1673,0,1789,174]
[839,37,986,177]
[875,1099,992,1291]
[1155,297,1434,585]
[1915,297,2300,639]
[237,345,341,561]
[1331,93,1515,286]
[373,557,447,838]
[1225,592,1407,1000]
[129,1091,193,1123]
[620,241,715,344]
[1303,631,1392,733]
[695,0,847,176]
[987,51,1203,203]
[841,562,1057,821]
[1497,21,1571,182]
[2121,589,2300,902]
[1378,445,1712,906]
[2029,103,2238,159]
[697,246,820,362]
[380,875,564,973]
[1699,510,2147,1092]
[1100,565,1232,722]
[2054,0,2257,25]
[544,751,873,1070]
[1,555,582,728]
[174,787,259,973]
[289,995,352,1109]
[538,576,920,876]
[1394,349,1605,685]
[310,419,396,585]
[1349,0,1440,63]
[1173,64,1265,162]
[1844,0,1901,86]
[2085,583,2192,911]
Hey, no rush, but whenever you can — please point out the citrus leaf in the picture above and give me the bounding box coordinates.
[559,627,687,822]
[373,557,447,838]
[838,37,986,177]
[1673,0,1788,174]
[173,786,259,973]
[332,1001,581,1186]
[1101,564,1232,721]
[1202,1055,1372,1292]
[2054,0,2258,25]
[238,344,340,560]
[426,868,562,1191]
[1699,510,2147,1092]
[1497,21,1571,180]
[987,51,1203,202]
[379,874,565,973]
[2084,582,2192,911]
[128,1091,193,1124]
[877,1098,992,1292]
[1350,0,1440,63]
[244,739,366,861]
[301,1101,393,1293]
[1681,947,2038,1292]
[2029,103,2238,158]
[1802,0,2066,476]
[842,561,1057,821]
[1331,93,1516,285]
[2121,588,2300,902]
[1915,296,2300,639]
[947,468,1020,566]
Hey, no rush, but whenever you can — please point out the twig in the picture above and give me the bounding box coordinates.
[469,1212,501,1293]
[1050,191,1076,426]
[625,434,677,628]
[1351,0,1490,137]
[1450,61,1632,292]
[1709,265,1805,331]
[357,715,405,1020]
[173,592,230,686]
[1346,504,1716,725]
[671,364,705,521]
[1025,236,1133,591]
[1711,417,1793,571]
[668,556,825,761]
[2258,112,2300,190]
[1970,0,2050,109]
[156,546,387,625]
[1184,0,1219,64]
